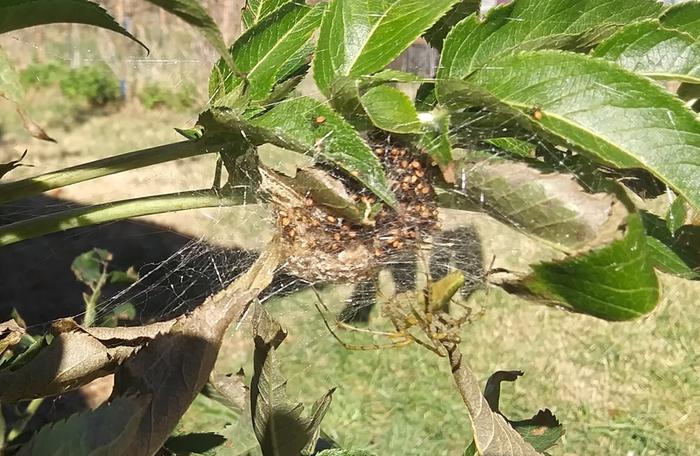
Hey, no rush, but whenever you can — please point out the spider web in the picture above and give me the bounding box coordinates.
[0,3,694,456]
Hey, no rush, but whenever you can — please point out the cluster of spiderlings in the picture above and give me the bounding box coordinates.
[267,137,441,282]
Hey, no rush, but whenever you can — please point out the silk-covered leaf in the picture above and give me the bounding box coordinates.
[210,2,322,106]
[486,137,536,158]
[440,50,700,211]
[0,0,146,50]
[360,85,421,133]
[444,160,630,251]
[593,20,700,83]
[248,97,397,207]
[242,0,293,29]
[313,0,460,95]
[439,0,663,80]
[514,214,659,320]
[660,1,700,41]
[16,396,148,456]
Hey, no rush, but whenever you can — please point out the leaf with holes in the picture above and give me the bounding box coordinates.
[511,214,659,320]
[439,51,700,211]
[0,0,146,50]
[313,0,460,95]
[593,20,700,83]
[249,97,397,207]
[438,0,663,80]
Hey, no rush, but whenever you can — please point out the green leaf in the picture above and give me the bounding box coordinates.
[418,109,453,165]
[71,248,111,288]
[439,0,663,80]
[593,20,700,83]
[642,211,699,280]
[443,159,630,251]
[313,0,460,95]
[517,214,659,320]
[360,85,421,133]
[424,0,478,51]
[242,0,293,29]
[660,1,700,41]
[145,0,234,71]
[0,0,147,51]
[210,2,323,105]
[249,97,397,207]
[440,50,700,211]
[666,195,687,234]
[486,137,536,158]
[16,396,148,456]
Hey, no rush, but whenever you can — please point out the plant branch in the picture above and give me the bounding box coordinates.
[0,140,231,205]
[0,188,251,247]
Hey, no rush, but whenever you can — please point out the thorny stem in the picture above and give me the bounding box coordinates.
[0,188,250,247]
[0,140,232,205]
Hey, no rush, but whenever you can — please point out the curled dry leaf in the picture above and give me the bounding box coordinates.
[442,342,541,456]
[0,319,24,355]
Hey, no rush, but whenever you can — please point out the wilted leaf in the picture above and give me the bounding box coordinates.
[145,0,234,70]
[438,0,663,80]
[314,0,460,95]
[443,344,541,456]
[440,51,700,212]
[593,20,700,84]
[0,319,24,356]
[444,160,630,251]
[0,149,32,180]
[17,107,57,142]
[250,303,335,456]
[203,370,249,413]
[509,214,659,320]
[246,97,397,207]
[0,0,147,50]
[109,245,281,456]
[16,395,148,456]
[360,85,421,133]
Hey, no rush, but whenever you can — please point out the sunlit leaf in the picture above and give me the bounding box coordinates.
[314,0,460,95]
[660,1,700,40]
[439,51,700,211]
[210,2,323,106]
[666,195,688,234]
[0,0,146,50]
[513,214,659,320]
[360,85,421,133]
[248,97,397,207]
[593,20,700,83]
[439,0,663,80]
[242,0,293,29]
[71,248,111,287]
[424,0,478,51]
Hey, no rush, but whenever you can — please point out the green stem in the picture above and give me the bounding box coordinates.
[0,188,250,247]
[83,275,105,329]
[7,397,44,442]
[0,140,229,205]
